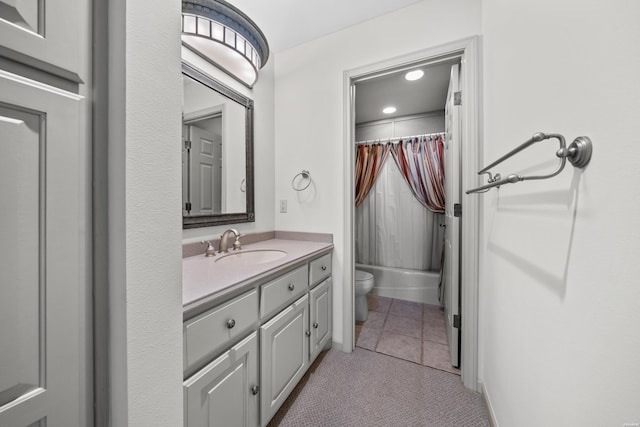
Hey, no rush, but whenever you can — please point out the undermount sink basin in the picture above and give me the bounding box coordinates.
[215,249,288,266]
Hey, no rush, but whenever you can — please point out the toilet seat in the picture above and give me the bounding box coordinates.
[355,269,373,285]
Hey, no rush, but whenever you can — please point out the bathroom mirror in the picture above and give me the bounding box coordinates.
[182,62,254,228]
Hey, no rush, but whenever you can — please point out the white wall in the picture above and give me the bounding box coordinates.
[274,0,481,346]
[355,112,445,141]
[182,49,276,243]
[108,0,183,425]
[480,0,640,425]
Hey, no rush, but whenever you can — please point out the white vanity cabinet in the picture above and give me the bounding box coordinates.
[309,253,332,363]
[183,332,259,427]
[259,294,309,426]
[184,289,259,372]
[183,249,332,427]
[309,278,332,363]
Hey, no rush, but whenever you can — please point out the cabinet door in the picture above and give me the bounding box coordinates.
[0,0,87,80]
[184,332,259,427]
[0,72,88,426]
[260,294,309,426]
[309,278,332,363]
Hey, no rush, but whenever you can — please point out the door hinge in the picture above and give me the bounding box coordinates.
[185,202,192,212]
[454,203,462,217]
[453,314,461,329]
[184,139,192,150]
[454,91,462,106]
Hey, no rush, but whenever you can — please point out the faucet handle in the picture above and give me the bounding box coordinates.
[201,240,216,257]
[233,234,243,251]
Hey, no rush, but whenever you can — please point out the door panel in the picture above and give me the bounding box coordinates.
[189,125,222,215]
[309,278,332,363]
[260,295,309,426]
[0,0,86,79]
[183,332,259,427]
[0,72,87,426]
[444,63,461,368]
[0,104,41,407]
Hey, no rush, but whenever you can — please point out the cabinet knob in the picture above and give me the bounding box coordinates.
[313,322,319,329]
[226,319,236,329]
[321,265,327,271]
[305,330,311,337]
[288,283,295,291]
[251,385,260,396]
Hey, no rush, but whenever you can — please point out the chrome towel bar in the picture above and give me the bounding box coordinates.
[466,132,593,194]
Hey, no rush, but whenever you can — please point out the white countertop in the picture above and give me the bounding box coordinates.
[183,238,333,311]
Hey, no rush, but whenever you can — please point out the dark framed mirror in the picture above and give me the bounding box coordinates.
[182,62,254,228]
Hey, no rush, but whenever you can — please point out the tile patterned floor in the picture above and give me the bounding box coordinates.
[355,295,461,375]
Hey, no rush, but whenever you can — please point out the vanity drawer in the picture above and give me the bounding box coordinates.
[260,265,308,320]
[184,289,259,371]
[309,253,332,287]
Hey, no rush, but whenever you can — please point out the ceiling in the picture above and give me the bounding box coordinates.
[225,0,451,124]
[228,0,423,53]
[355,61,454,124]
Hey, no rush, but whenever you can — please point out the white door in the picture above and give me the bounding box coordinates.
[189,124,222,215]
[444,63,461,368]
[182,124,190,216]
[0,72,89,426]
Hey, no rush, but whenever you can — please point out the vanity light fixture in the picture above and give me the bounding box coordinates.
[182,0,270,88]
[404,69,424,81]
[382,106,397,114]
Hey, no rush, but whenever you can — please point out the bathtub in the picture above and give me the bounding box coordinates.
[355,264,442,306]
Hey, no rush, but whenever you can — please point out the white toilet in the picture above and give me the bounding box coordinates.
[355,270,375,322]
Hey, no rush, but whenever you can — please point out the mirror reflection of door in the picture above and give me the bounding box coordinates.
[187,117,222,215]
[182,71,249,221]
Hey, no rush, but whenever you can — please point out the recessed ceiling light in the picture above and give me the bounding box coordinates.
[405,69,424,81]
[382,106,397,114]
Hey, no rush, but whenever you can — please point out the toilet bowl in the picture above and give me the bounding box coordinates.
[355,269,375,322]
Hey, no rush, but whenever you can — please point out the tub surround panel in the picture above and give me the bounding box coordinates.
[357,264,442,306]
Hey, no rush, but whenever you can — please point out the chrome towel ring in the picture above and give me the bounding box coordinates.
[292,170,311,191]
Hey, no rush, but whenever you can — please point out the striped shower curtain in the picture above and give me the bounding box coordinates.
[354,134,446,271]
[389,134,445,214]
[354,143,391,207]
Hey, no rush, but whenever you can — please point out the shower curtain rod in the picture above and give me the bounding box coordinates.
[354,131,444,145]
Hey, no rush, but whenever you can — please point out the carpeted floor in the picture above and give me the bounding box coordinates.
[267,347,489,427]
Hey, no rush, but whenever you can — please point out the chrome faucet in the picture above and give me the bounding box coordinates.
[201,240,216,257]
[218,229,242,253]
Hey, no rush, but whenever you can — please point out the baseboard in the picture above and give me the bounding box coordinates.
[332,338,345,352]
[479,381,499,427]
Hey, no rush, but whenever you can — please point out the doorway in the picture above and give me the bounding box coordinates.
[343,37,481,390]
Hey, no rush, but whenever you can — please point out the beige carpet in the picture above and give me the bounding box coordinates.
[267,347,489,427]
